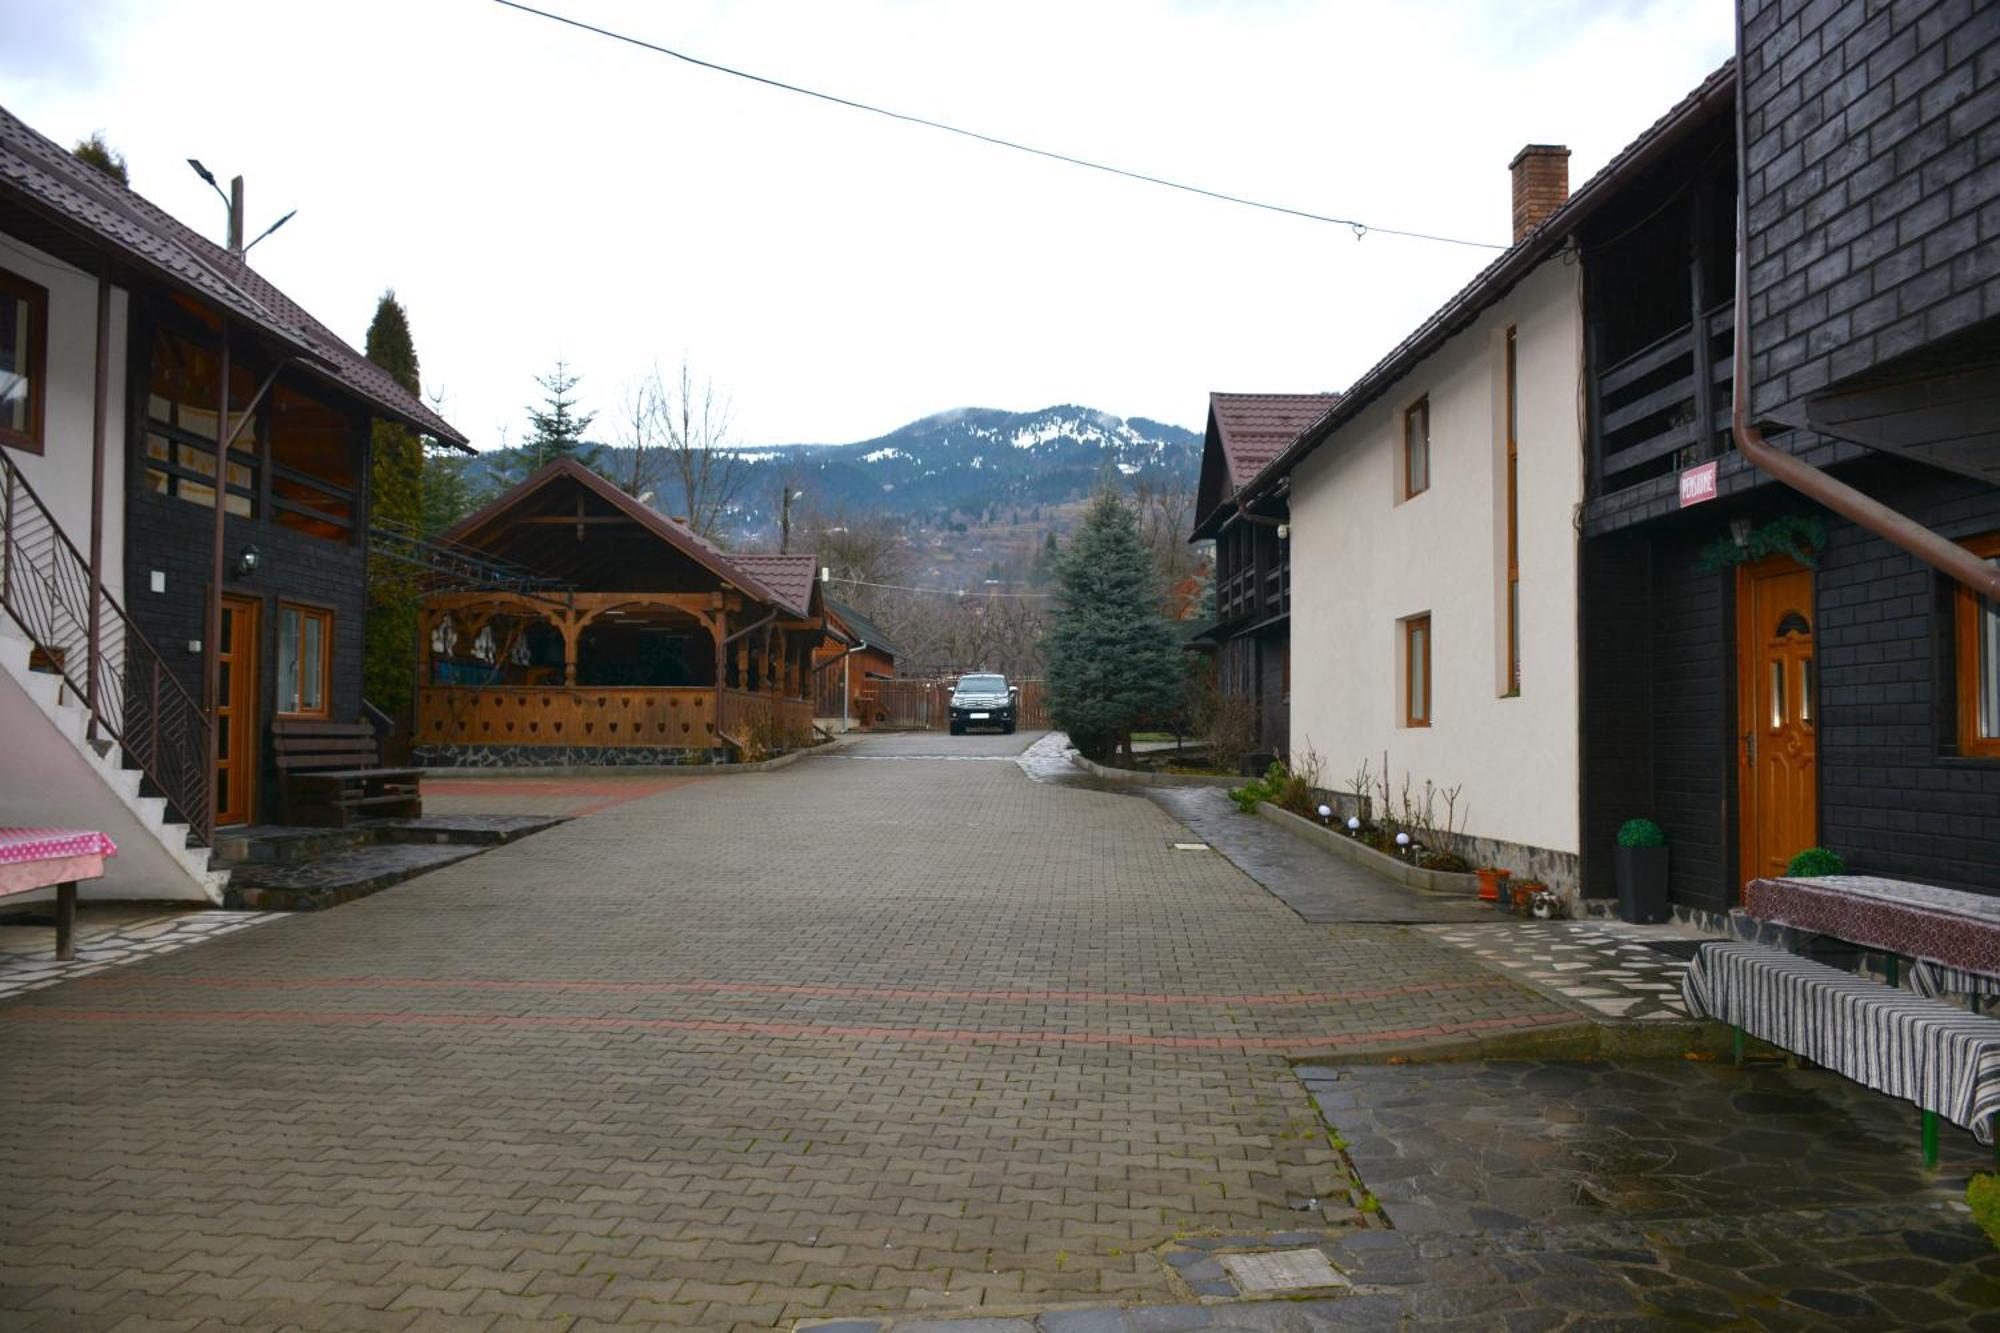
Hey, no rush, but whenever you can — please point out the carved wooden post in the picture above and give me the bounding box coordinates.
[561,611,580,686]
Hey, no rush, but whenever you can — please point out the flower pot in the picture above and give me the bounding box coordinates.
[1615,845,1670,924]
[1510,882,1538,915]
[1475,867,1511,903]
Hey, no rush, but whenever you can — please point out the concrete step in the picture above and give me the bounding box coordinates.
[223,842,488,912]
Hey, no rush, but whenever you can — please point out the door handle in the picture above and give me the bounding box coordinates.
[1743,730,1756,765]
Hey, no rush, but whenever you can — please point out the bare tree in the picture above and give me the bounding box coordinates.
[647,357,746,542]
[800,511,915,610]
[611,374,663,499]
[1129,471,1201,595]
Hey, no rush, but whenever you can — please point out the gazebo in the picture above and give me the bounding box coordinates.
[413,460,823,765]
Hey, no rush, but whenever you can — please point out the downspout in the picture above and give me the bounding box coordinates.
[1728,18,2000,601]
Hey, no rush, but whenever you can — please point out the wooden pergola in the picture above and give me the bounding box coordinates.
[412,461,824,761]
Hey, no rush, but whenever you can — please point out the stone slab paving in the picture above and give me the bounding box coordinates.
[1299,1058,2000,1327]
[0,728,1574,1330]
[0,906,283,1002]
[1421,920,1708,1021]
[420,772,705,818]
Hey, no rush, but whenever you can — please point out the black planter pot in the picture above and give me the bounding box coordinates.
[1615,845,1670,924]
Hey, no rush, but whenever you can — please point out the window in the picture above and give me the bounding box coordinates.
[144,327,258,515]
[269,384,358,543]
[1504,329,1520,694]
[1403,396,1430,498]
[0,267,48,453]
[276,603,332,717]
[1954,534,2000,758]
[1404,614,1431,727]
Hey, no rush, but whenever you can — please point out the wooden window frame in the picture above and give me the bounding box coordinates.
[1504,328,1520,694]
[1404,614,1432,728]
[1403,396,1430,499]
[276,601,334,719]
[1954,532,2000,759]
[0,266,49,454]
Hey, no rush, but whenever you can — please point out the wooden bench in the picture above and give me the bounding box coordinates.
[274,719,423,827]
[1684,941,2000,1166]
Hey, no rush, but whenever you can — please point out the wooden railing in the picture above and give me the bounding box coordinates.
[416,685,718,748]
[1593,302,1735,494]
[717,688,815,754]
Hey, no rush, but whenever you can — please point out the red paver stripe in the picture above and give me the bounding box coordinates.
[70,974,1518,1007]
[0,1005,1577,1050]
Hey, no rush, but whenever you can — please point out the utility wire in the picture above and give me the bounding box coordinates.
[489,0,1507,251]
[830,575,1054,600]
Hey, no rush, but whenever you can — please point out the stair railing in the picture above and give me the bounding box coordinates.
[0,451,214,845]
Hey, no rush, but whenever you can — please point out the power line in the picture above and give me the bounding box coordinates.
[829,575,1053,600]
[489,0,1507,251]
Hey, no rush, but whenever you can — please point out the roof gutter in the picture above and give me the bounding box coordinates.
[1726,18,1999,601]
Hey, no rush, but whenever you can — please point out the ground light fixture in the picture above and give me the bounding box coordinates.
[1316,803,1332,822]
[1346,816,1361,833]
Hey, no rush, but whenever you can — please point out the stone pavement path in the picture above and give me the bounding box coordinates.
[0,729,1573,1331]
[0,907,283,1003]
[1421,919,1708,1022]
[1140,788,1495,926]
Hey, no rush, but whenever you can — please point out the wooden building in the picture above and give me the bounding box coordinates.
[1187,393,1334,762]
[815,598,900,730]
[413,459,823,765]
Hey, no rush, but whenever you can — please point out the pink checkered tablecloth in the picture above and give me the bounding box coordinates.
[0,828,118,898]
[0,828,119,866]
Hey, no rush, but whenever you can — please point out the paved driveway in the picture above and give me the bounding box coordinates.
[0,733,1570,1330]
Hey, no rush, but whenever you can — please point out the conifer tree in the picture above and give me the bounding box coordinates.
[72,131,128,185]
[506,360,598,479]
[1043,490,1183,761]
[363,291,424,718]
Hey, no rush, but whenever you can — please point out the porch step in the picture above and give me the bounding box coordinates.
[214,815,562,867]
[221,843,488,912]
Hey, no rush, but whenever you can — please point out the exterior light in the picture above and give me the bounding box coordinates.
[235,545,261,576]
[1346,816,1361,832]
[1316,803,1332,820]
[1277,523,1291,540]
[1395,832,1411,848]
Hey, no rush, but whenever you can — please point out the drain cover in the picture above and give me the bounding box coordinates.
[1171,842,1210,851]
[1220,1249,1348,1293]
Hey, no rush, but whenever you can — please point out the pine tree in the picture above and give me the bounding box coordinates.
[506,360,599,480]
[1042,491,1183,761]
[72,131,128,185]
[362,291,424,718]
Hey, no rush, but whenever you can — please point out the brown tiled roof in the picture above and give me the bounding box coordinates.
[1210,393,1340,489]
[0,102,468,448]
[1243,60,1735,498]
[444,459,818,616]
[732,555,822,620]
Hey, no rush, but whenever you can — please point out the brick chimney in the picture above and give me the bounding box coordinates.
[1509,144,1570,243]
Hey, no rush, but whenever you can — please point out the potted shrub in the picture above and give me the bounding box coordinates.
[1615,818,1670,924]
[1785,847,1846,878]
[1511,878,1545,915]
[1475,866,1512,903]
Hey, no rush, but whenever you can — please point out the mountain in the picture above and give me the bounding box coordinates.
[468,404,1201,537]
[732,405,1202,526]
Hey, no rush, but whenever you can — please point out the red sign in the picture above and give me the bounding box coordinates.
[1679,460,1719,508]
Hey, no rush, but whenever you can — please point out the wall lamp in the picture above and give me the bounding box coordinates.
[235,545,261,577]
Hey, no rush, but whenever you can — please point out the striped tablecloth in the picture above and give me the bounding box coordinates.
[1745,875,2000,976]
[1682,941,2000,1144]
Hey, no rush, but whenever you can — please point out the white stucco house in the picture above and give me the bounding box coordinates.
[1234,75,1736,901]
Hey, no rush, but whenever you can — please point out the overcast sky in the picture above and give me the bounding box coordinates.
[3,0,1733,448]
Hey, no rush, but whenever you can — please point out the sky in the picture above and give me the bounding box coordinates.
[1,0,1734,450]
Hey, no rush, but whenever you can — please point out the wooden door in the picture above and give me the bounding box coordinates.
[216,594,260,827]
[1737,557,1816,892]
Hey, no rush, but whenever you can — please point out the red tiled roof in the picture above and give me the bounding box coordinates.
[732,554,822,620]
[1210,393,1340,490]
[0,102,467,448]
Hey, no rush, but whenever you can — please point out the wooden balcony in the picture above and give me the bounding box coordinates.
[1591,302,1735,495]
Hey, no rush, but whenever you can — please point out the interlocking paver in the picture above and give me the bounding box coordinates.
[0,730,1570,1326]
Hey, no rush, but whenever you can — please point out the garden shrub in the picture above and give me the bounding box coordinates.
[1616,818,1666,848]
[1785,847,1847,877]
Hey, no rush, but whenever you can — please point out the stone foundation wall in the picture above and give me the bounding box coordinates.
[416,744,718,769]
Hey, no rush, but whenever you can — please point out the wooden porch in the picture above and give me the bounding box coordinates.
[415,590,820,760]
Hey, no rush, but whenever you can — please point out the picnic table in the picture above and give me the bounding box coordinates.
[0,827,118,960]
[1745,874,2000,1001]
